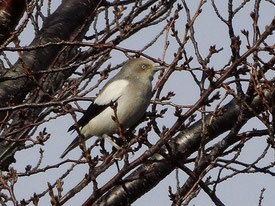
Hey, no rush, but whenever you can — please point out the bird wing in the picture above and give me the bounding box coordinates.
[68,79,129,132]
[67,103,107,132]
[94,79,129,105]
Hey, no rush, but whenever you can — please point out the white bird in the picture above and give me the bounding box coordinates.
[60,58,162,158]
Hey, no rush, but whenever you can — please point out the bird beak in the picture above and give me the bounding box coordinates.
[153,64,165,72]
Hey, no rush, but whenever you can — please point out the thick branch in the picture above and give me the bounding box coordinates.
[0,0,27,45]
[0,0,102,114]
[0,0,103,170]
[89,87,274,206]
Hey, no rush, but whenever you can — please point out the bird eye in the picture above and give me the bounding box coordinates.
[141,64,147,70]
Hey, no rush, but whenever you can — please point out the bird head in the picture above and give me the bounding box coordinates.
[121,58,164,82]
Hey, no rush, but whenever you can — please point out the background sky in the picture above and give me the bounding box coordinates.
[3,0,274,205]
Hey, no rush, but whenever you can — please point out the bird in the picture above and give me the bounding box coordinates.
[60,57,163,158]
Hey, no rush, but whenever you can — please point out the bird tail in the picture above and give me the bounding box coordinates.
[60,136,79,158]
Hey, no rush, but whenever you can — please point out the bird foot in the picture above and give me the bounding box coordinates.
[103,134,121,150]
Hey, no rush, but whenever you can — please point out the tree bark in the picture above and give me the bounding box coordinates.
[0,0,103,170]
[87,87,275,206]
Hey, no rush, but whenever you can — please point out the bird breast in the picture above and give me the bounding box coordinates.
[81,81,152,138]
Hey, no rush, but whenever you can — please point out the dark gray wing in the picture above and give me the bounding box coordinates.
[68,102,108,132]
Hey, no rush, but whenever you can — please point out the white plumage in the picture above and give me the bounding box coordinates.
[60,58,162,158]
[94,79,129,105]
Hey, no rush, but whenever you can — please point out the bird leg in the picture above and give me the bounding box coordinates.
[102,134,121,150]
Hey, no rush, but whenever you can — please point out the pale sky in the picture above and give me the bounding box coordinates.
[7,0,275,205]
